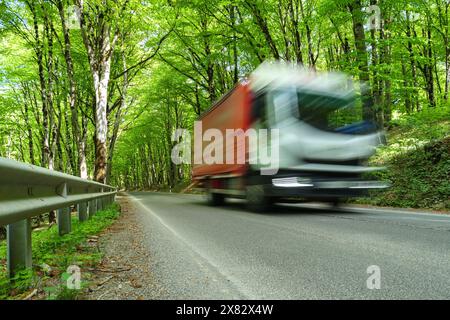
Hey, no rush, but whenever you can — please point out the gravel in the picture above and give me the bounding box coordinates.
[84,195,168,300]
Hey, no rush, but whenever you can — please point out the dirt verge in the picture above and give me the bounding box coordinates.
[83,195,166,300]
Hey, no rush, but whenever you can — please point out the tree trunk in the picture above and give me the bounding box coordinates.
[22,85,35,164]
[405,13,420,112]
[348,0,374,121]
[299,0,316,69]
[27,1,50,168]
[42,2,55,170]
[245,0,280,60]
[56,0,87,178]
[402,59,412,113]
[425,25,436,107]
[77,0,118,183]
[289,0,304,64]
[93,68,110,183]
[381,16,392,124]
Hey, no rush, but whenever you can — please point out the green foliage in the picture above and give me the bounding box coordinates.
[0,204,120,300]
[356,107,450,210]
[373,106,450,163]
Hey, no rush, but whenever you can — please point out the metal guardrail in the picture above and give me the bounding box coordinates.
[0,157,117,277]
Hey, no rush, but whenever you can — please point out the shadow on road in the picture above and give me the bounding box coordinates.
[188,197,363,217]
[128,191,366,217]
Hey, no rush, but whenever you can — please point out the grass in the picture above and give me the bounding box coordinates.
[354,106,450,210]
[0,203,121,300]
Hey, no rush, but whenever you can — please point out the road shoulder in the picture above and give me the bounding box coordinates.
[83,195,166,300]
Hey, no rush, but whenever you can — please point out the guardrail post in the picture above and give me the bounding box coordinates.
[78,202,88,222]
[7,218,32,277]
[102,188,107,209]
[88,199,96,217]
[55,182,71,235]
[97,197,103,211]
[57,207,72,236]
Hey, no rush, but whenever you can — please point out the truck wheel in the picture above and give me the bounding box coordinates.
[328,198,341,209]
[206,189,225,206]
[246,185,272,212]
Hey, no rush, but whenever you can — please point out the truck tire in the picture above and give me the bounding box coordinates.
[326,198,341,209]
[206,189,225,206]
[246,184,272,212]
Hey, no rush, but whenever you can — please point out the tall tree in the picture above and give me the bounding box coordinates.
[76,0,124,182]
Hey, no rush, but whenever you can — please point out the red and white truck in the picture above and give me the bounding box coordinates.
[192,62,389,211]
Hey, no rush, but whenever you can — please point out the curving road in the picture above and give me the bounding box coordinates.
[127,192,450,299]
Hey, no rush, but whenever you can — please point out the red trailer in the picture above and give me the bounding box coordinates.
[192,83,253,180]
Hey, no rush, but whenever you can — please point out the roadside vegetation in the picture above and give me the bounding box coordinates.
[0,204,120,300]
[356,106,450,210]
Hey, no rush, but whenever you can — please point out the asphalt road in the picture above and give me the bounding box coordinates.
[127,192,450,299]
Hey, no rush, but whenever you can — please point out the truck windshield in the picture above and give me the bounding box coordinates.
[296,91,376,135]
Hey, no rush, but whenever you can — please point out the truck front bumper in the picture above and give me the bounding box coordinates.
[268,177,390,199]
